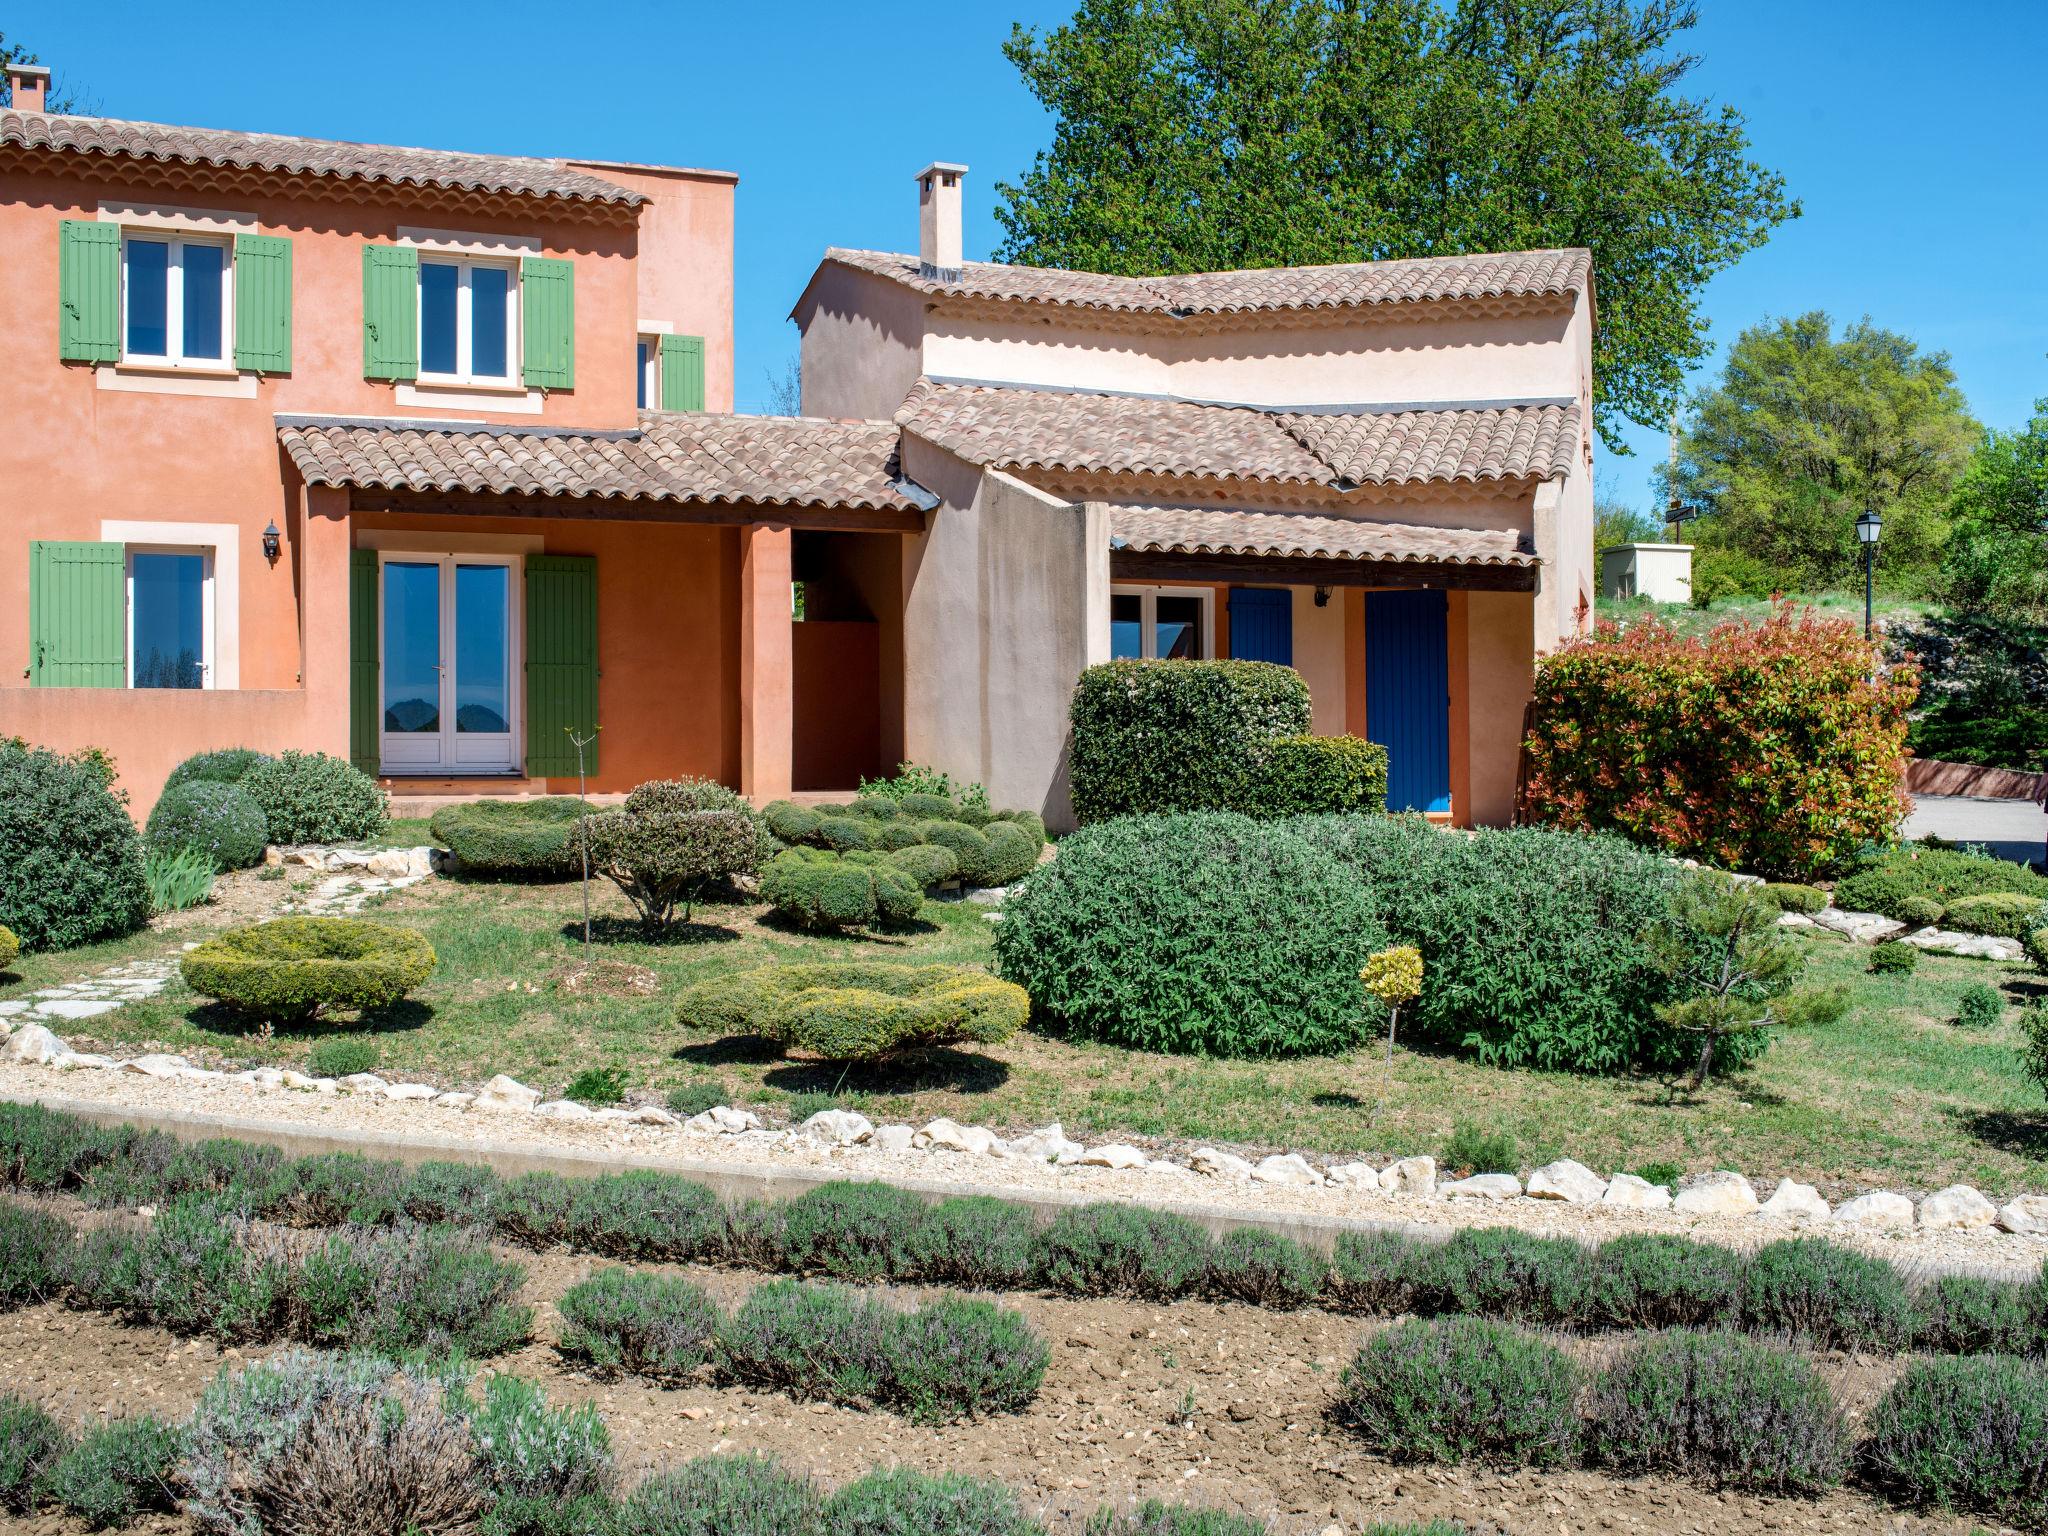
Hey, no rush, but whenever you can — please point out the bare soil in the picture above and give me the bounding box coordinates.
[0,1232,2013,1536]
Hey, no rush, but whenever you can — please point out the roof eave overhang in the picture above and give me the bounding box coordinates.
[1108,545,1538,592]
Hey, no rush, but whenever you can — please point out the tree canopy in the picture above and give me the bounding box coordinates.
[996,0,1796,450]
[1664,312,1979,594]
[1940,399,2048,617]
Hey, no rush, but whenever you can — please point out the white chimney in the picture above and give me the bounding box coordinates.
[915,161,968,279]
[6,62,51,114]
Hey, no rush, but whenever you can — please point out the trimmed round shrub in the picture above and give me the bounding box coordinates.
[1586,1330,1847,1493]
[871,819,928,852]
[763,801,824,844]
[761,847,922,930]
[1205,1227,1326,1308]
[163,747,271,792]
[584,779,760,931]
[994,813,1387,1057]
[717,1279,892,1405]
[1763,881,1828,914]
[1835,845,2048,923]
[1337,1317,1582,1467]
[1914,1274,2039,1355]
[1869,938,1919,974]
[614,1454,820,1536]
[557,1268,719,1381]
[44,1415,183,1527]
[881,1294,1051,1421]
[241,749,388,844]
[146,780,270,870]
[1946,891,2048,938]
[822,1467,1040,1536]
[431,797,591,879]
[1587,1234,1742,1331]
[1952,982,2006,1030]
[0,1202,69,1307]
[917,820,995,885]
[1861,1354,2048,1523]
[0,740,150,953]
[814,815,875,853]
[904,1195,1038,1289]
[0,1393,69,1513]
[994,808,1049,845]
[1032,1204,1212,1299]
[978,820,1042,885]
[1739,1237,1913,1351]
[776,1181,928,1282]
[675,962,1026,1062]
[1414,1228,1596,1327]
[1897,893,1946,926]
[883,843,959,887]
[1247,733,1390,816]
[180,916,436,1022]
[896,791,960,822]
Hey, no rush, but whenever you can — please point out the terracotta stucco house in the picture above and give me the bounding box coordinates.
[1,68,1592,828]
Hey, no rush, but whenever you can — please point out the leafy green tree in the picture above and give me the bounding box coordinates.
[996,0,1797,450]
[1665,313,1979,594]
[1646,874,1846,1089]
[1941,399,2048,616]
[1594,497,1662,564]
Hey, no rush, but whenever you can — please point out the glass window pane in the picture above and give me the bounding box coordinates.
[130,552,205,688]
[1110,592,1143,660]
[180,242,224,360]
[420,261,460,376]
[126,239,169,357]
[382,561,441,733]
[636,340,649,409]
[470,265,509,379]
[454,564,509,733]
[1156,594,1203,659]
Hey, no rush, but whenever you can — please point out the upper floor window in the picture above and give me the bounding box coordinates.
[419,257,516,385]
[123,234,230,367]
[636,335,658,409]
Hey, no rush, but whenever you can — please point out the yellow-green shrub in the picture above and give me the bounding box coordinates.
[180,918,435,1023]
[675,962,1026,1061]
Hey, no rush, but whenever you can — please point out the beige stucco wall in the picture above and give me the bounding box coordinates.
[794,265,927,421]
[897,442,1107,828]
[1464,589,1536,826]
[1289,586,1349,734]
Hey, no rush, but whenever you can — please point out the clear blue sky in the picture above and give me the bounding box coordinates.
[14,1,2044,509]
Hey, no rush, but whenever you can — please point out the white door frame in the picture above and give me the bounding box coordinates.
[377,551,523,774]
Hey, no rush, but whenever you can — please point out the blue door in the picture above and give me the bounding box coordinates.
[1365,589,1451,812]
[1229,587,1292,664]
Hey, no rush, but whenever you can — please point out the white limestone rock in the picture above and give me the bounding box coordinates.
[1009,1123,1084,1162]
[1994,1194,2048,1235]
[1833,1190,1914,1230]
[1776,912,1817,929]
[336,1072,389,1094]
[1189,1147,1257,1180]
[434,1092,476,1110]
[5,1024,69,1064]
[1759,1178,1831,1222]
[122,1054,194,1080]
[1441,1173,1522,1201]
[280,1070,319,1091]
[1672,1170,1758,1217]
[870,1124,916,1154]
[1252,1153,1324,1187]
[1527,1158,1606,1205]
[1601,1173,1673,1211]
[1077,1144,1150,1170]
[627,1104,678,1127]
[1325,1161,1380,1187]
[1900,928,2024,961]
[1810,908,1905,944]
[383,1082,438,1102]
[366,849,417,879]
[53,1052,116,1071]
[1379,1156,1437,1199]
[475,1074,544,1112]
[534,1100,592,1120]
[684,1105,760,1135]
[797,1110,875,1147]
[1918,1184,1997,1231]
[236,1068,287,1089]
[922,1118,1005,1154]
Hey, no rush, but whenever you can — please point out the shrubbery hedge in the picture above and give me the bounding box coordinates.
[1833,844,2048,928]
[760,847,923,930]
[994,812,1388,1057]
[180,916,436,1023]
[0,926,16,973]
[1519,607,1916,877]
[162,747,270,793]
[675,962,1026,1061]
[241,750,387,844]
[431,796,591,879]
[1861,1354,2048,1524]
[1250,733,1390,816]
[144,780,270,871]
[762,793,1044,889]
[0,740,149,953]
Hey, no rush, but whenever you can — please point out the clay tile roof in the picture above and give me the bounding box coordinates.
[1,110,645,207]
[823,246,1589,318]
[1110,505,1538,567]
[898,380,1577,489]
[277,414,927,513]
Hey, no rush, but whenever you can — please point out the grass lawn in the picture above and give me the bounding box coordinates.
[5,865,2046,1194]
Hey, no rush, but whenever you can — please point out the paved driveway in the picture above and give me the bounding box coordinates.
[1903,793,2047,866]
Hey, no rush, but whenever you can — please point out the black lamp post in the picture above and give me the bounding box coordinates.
[1855,509,1882,638]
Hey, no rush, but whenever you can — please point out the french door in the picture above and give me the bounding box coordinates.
[379,554,519,773]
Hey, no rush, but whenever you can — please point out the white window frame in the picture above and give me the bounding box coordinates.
[120,232,233,370]
[374,550,524,775]
[1110,583,1215,660]
[124,545,216,691]
[416,255,520,387]
[637,334,660,411]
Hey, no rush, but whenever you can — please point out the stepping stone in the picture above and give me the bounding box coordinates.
[35,999,119,1021]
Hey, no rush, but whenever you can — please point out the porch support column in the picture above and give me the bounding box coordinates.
[300,485,353,760]
[739,522,793,801]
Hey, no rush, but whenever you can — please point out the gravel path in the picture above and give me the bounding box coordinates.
[4,1061,2040,1281]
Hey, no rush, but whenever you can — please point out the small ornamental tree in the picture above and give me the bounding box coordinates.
[580,779,758,933]
[1646,875,1847,1089]
[1519,605,1917,877]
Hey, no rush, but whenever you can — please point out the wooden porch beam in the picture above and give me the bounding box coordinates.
[348,489,925,533]
[1109,550,1538,592]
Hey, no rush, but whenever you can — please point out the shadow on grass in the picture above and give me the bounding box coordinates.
[1952,1106,2048,1161]
[557,917,742,948]
[674,1035,785,1067]
[752,912,942,944]
[763,1047,1010,1097]
[187,996,436,1039]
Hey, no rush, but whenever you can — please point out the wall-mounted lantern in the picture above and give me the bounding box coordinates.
[262,520,281,564]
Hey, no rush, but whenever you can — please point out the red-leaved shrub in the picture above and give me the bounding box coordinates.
[1518,606,1916,877]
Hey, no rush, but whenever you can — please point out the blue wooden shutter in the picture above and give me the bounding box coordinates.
[1365,589,1451,813]
[659,334,705,411]
[1228,587,1293,665]
[58,220,120,362]
[361,244,419,380]
[521,257,575,390]
[29,540,126,687]
[233,233,293,373]
[349,550,379,773]
[525,555,598,775]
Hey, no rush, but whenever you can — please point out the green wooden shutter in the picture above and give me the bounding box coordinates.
[349,549,379,773]
[58,220,120,363]
[361,244,418,381]
[29,541,125,687]
[524,555,598,776]
[659,334,705,412]
[233,233,293,373]
[521,257,575,390]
